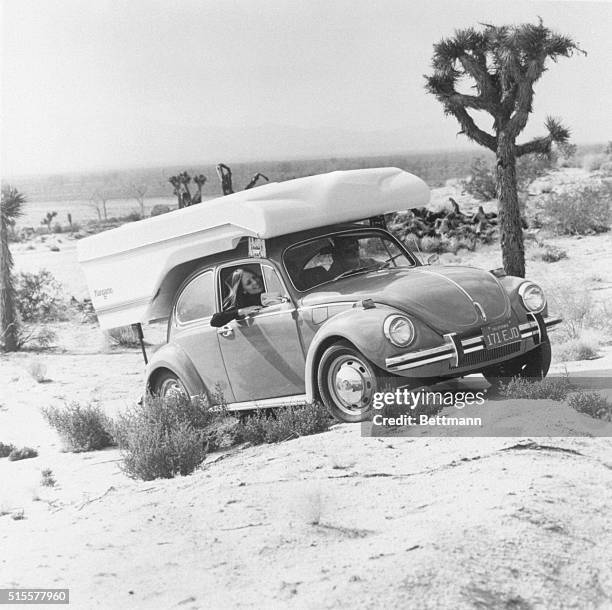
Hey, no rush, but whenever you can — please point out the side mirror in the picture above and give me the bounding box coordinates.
[427,254,439,265]
[260,292,288,307]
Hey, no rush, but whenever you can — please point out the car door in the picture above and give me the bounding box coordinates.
[172,269,234,401]
[216,261,306,403]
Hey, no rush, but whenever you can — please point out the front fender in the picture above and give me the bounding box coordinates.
[145,342,207,398]
[498,275,549,318]
[304,303,440,402]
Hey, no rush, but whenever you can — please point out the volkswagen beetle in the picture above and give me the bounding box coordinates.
[78,168,561,422]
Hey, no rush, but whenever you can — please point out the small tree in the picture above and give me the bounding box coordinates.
[90,190,109,221]
[425,20,584,277]
[1,186,25,351]
[41,211,58,233]
[127,184,147,218]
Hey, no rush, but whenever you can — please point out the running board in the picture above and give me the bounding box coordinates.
[224,394,309,412]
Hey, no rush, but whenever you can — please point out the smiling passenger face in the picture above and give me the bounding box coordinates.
[241,271,263,294]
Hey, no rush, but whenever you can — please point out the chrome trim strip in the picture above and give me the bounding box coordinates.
[226,394,309,412]
[385,320,550,369]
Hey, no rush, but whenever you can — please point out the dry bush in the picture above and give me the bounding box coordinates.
[42,402,115,452]
[17,326,57,351]
[8,447,39,461]
[555,330,601,362]
[15,270,66,322]
[568,391,612,421]
[500,376,573,401]
[26,360,48,383]
[0,442,16,458]
[237,402,331,445]
[40,468,56,487]
[530,242,568,263]
[581,153,608,172]
[105,325,141,348]
[544,184,611,235]
[113,393,230,480]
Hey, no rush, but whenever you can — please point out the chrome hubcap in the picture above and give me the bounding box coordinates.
[328,355,375,415]
[160,378,186,400]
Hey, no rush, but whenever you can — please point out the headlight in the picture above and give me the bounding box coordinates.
[383,315,415,347]
[518,282,546,313]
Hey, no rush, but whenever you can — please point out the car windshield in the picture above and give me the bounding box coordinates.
[283,230,416,291]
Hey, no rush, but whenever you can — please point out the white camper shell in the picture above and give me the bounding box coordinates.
[77,167,430,329]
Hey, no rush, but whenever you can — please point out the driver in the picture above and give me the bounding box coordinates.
[328,236,378,278]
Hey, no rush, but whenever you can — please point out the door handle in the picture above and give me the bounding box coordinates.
[217,325,233,337]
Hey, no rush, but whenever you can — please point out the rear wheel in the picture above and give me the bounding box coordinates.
[153,370,189,401]
[483,338,552,389]
[317,341,380,423]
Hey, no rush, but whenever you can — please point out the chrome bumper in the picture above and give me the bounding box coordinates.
[385,314,562,372]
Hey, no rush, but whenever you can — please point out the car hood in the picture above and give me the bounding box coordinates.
[300,266,511,334]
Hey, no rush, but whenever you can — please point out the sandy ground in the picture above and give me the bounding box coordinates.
[1,171,612,609]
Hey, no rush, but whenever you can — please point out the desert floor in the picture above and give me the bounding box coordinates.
[1,171,612,609]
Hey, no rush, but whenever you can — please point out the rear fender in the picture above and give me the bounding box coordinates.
[145,343,208,399]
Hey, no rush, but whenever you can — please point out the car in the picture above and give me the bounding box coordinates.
[78,167,561,423]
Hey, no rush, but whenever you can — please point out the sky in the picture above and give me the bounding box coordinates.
[1,0,611,176]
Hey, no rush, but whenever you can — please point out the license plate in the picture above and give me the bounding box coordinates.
[482,321,520,349]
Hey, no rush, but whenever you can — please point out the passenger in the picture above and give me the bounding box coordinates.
[210,268,263,327]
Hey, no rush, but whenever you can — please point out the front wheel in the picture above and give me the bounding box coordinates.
[317,340,380,423]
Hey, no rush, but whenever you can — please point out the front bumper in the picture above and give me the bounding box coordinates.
[385,314,562,372]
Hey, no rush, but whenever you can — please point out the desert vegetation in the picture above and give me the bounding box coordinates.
[425,19,584,277]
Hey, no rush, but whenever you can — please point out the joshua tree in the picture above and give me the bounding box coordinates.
[179,172,192,207]
[41,211,58,233]
[168,175,182,208]
[216,164,234,195]
[0,186,25,351]
[425,20,584,277]
[216,164,269,195]
[192,174,207,204]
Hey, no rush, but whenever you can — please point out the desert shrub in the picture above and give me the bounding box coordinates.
[8,447,39,461]
[26,359,48,383]
[548,287,610,341]
[462,157,497,201]
[530,243,568,263]
[555,331,600,362]
[581,153,608,172]
[419,236,444,254]
[113,393,230,480]
[568,391,612,421]
[119,210,142,222]
[120,421,206,481]
[150,204,172,217]
[106,325,140,347]
[544,184,611,235]
[237,402,331,445]
[0,442,16,458]
[462,154,553,201]
[16,326,57,351]
[42,402,114,452]
[70,297,97,323]
[500,376,573,401]
[41,468,56,487]
[14,269,66,322]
